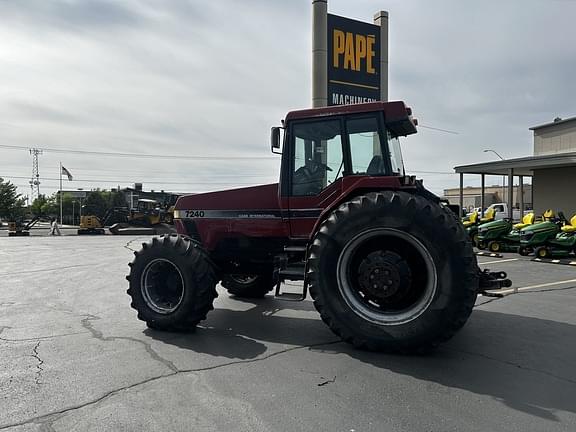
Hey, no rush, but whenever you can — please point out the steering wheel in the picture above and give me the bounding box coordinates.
[293,160,332,195]
[308,159,332,172]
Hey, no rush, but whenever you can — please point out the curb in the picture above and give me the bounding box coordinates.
[532,257,576,266]
[475,252,504,258]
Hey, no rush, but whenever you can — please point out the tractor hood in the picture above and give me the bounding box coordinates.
[520,221,558,234]
[174,183,280,214]
[478,219,511,232]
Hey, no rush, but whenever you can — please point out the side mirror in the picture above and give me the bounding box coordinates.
[270,127,282,154]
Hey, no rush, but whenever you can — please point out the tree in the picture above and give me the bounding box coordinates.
[83,191,108,218]
[30,194,58,217]
[0,178,25,219]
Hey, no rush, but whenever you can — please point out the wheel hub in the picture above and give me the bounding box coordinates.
[358,252,404,300]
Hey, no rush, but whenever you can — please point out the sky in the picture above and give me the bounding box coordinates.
[0,0,575,201]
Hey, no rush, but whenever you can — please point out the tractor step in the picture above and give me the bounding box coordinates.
[275,263,307,301]
[275,282,307,301]
[284,245,307,252]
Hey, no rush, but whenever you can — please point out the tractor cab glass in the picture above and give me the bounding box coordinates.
[289,112,404,196]
[347,116,386,175]
[291,120,344,196]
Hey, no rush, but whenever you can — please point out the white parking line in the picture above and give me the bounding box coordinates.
[493,278,576,295]
[479,258,519,265]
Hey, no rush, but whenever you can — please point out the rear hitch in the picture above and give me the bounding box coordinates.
[478,269,513,297]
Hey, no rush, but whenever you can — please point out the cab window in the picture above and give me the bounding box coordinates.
[347,116,386,175]
[291,120,344,196]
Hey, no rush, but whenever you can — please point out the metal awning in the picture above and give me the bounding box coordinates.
[454,152,576,176]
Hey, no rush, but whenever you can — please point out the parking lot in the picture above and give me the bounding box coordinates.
[0,234,575,431]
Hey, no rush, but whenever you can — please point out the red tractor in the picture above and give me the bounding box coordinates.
[126,101,510,353]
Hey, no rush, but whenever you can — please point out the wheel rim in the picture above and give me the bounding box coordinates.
[491,242,500,252]
[336,228,438,326]
[538,248,548,258]
[141,258,185,314]
[228,275,259,285]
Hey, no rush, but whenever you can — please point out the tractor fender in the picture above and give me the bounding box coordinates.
[307,178,424,241]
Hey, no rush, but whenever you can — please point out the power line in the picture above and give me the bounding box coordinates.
[418,124,460,135]
[0,144,277,160]
[0,174,272,186]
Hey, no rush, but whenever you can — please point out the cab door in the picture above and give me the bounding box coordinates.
[287,118,347,238]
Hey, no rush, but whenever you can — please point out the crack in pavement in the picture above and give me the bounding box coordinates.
[80,315,179,373]
[30,341,45,386]
[0,331,90,343]
[0,264,95,277]
[449,347,576,386]
[124,237,149,253]
[0,339,341,431]
[317,375,337,387]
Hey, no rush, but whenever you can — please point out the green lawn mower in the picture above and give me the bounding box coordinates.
[518,212,567,256]
[477,219,518,252]
[477,212,535,252]
[463,208,496,247]
[533,214,576,258]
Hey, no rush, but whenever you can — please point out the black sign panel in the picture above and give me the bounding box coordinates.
[327,14,380,106]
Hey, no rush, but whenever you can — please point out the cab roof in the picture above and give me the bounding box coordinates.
[284,101,417,136]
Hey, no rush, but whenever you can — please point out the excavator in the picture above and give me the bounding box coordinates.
[78,199,175,235]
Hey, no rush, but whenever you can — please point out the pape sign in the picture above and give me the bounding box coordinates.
[327,14,381,106]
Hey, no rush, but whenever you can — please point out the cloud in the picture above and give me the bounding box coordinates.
[0,0,574,197]
[0,0,145,32]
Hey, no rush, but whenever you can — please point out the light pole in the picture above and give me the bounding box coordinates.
[483,149,504,161]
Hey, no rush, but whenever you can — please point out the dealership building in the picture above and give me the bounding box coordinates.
[453,116,576,219]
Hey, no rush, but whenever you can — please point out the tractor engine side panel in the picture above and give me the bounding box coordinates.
[174,183,289,253]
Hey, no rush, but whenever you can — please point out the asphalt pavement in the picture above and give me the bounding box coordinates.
[0,235,575,431]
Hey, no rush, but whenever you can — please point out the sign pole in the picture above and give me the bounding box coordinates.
[312,0,328,108]
[374,11,389,102]
[59,161,63,226]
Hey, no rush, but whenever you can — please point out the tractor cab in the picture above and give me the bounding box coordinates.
[272,101,417,199]
[272,101,418,237]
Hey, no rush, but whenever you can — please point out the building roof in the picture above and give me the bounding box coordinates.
[529,115,576,131]
[454,151,576,176]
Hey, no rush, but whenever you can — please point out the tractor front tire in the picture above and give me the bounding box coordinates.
[126,234,218,331]
[222,272,275,298]
[308,191,478,354]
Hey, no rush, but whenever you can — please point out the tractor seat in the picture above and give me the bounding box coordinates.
[542,209,555,221]
[513,212,535,230]
[366,155,385,175]
[462,211,478,228]
[479,207,495,223]
[561,214,576,233]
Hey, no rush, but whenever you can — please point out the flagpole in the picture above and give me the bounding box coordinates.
[59,161,63,225]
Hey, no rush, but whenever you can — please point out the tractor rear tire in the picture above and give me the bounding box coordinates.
[126,234,218,331]
[307,191,478,354]
[222,272,275,298]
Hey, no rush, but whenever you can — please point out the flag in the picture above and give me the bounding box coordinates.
[61,166,73,181]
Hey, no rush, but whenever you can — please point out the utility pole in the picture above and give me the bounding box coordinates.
[29,148,43,202]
